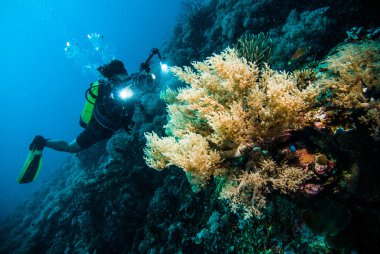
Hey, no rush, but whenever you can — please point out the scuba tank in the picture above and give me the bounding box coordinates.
[80,81,99,128]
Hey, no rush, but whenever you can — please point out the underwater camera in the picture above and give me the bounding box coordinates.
[140,48,168,76]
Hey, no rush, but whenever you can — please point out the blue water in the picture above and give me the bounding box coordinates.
[0,0,181,221]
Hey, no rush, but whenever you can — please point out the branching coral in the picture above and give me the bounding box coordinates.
[316,40,380,138]
[359,108,380,141]
[167,48,319,147]
[219,159,311,218]
[144,41,379,218]
[144,48,321,217]
[292,69,317,90]
[317,40,380,109]
[144,132,221,190]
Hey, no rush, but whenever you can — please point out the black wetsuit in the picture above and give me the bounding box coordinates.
[76,79,136,149]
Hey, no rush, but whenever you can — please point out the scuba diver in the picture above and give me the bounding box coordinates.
[17,49,166,183]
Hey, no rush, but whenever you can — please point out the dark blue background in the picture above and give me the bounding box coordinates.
[0,0,182,220]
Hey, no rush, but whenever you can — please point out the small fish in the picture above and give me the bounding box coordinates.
[290,47,310,61]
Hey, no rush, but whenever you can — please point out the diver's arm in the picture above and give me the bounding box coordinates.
[45,139,82,153]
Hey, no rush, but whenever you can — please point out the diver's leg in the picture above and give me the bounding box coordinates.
[46,139,82,153]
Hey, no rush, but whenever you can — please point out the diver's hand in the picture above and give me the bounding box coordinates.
[29,135,48,151]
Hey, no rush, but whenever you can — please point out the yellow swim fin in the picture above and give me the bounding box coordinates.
[17,149,43,184]
[17,135,47,184]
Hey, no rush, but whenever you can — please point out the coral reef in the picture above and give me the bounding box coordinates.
[145,17,379,251]
[106,129,134,160]
[0,141,162,254]
[234,33,273,68]
[1,1,380,254]
[144,47,325,217]
[314,40,380,139]
[219,159,312,218]
[317,41,380,110]
[164,0,380,70]
[270,7,331,69]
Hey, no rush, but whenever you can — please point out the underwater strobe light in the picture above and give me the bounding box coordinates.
[118,86,134,100]
[160,62,169,73]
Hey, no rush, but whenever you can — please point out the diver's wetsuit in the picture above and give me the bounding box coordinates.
[76,79,136,149]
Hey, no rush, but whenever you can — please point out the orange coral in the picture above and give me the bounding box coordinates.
[295,148,316,167]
